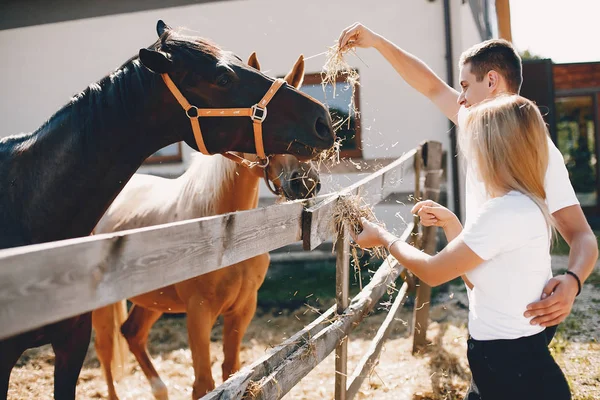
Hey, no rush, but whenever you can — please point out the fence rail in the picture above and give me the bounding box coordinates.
[0,202,306,339]
[0,141,443,400]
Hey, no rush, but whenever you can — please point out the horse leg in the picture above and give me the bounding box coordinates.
[120,305,166,400]
[222,293,258,381]
[51,312,92,400]
[92,301,129,400]
[185,295,220,399]
[0,337,28,400]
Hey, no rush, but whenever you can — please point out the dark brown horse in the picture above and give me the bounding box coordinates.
[0,20,333,400]
[92,53,319,400]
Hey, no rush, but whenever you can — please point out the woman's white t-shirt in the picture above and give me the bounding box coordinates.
[457,105,579,339]
[460,191,553,340]
[460,103,579,222]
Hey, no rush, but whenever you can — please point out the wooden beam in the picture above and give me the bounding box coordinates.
[335,227,350,400]
[344,223,415,399]
[303,150,417,250]
[0,202,304,339]
[412,141,443,352]
[247,245,411,398]
[202,306,336,399]
[346,281,409,400]
[496,0,513,42]
[204,224,414,400]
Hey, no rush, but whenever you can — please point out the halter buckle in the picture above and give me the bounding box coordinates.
[251,104,267,123]
[186,106,199,119]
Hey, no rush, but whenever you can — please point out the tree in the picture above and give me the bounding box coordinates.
[520,49,544,60]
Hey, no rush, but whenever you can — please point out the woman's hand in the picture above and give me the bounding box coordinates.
[412,200,462,242]
[411,200,458,228]
[353,217,396,249]
[338,22,382,51]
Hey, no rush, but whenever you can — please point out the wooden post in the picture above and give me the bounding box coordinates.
[496,0,513,42]
[412,141,443,353]
[411,146,423,248]
[335,222,350,400]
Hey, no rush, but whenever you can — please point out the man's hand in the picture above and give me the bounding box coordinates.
[338,22,381,51]
[524,274,579,326]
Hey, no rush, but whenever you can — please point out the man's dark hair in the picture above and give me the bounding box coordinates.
[459,39,522,93]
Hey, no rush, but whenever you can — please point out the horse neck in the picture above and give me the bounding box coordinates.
[0,61,187,246]
[178,155,261,217]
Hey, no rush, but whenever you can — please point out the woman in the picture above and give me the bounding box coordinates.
[354,95,571,399]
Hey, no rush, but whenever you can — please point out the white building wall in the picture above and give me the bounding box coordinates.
[454,1,487,222]
[0,0,486,232]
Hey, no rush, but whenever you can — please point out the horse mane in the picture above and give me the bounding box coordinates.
[178,153,238,217]
[157,28,222,62]
[4,28,224,153]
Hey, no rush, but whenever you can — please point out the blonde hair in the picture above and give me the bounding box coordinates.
[460,95,555,234]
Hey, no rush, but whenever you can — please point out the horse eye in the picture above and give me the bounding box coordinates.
[216,74,231,87]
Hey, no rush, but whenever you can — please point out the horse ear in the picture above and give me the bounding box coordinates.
[284,54,305,89]
[156,20,171,37]
[139,48,173,74]
[247,52,261,70]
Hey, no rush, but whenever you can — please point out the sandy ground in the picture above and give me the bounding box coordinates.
[7,256,600,400]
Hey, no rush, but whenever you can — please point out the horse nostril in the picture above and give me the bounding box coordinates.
[316,182,322,194]
[315,116,333,141]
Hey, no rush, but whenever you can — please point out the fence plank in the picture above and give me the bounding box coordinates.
[0,202,304,339]
[335,227,350,400]
[412,141,443,352]
[248,241,412,398]
[303,149,417,250]
[202,306,336,399]
[345,222,415,399]
[346,281,409,400]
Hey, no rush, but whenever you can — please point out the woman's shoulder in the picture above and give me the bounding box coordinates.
[477,192,544,225]
[485,191,538,208]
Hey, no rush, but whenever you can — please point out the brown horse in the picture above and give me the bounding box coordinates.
[92,54,317,400]
[0,20,333,400]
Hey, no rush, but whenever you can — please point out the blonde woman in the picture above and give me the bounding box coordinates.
[354,95,571,400]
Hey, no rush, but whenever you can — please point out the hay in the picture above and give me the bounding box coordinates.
[244,379,264,399]
[322,44,360,131]
[314,137,342,172]
[332,195,387,277]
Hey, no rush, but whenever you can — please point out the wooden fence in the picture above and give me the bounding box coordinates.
[0,140,443,400]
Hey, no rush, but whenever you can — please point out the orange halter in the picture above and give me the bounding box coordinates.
[161,74,286,161]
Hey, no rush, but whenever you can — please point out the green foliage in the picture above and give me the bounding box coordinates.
[520,49,544,60]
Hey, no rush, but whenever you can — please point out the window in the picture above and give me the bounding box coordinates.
[144,142,183,164]
[300,73,362,158]
[556,95,597,207]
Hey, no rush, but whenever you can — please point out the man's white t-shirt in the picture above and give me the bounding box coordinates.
[460,105,579,221]
[460,191,553,340]
[457,106,579,340]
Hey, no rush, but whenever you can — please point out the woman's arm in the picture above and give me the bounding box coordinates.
[357,218,484,287]
[410,200,472,287]
[411,200,462,241]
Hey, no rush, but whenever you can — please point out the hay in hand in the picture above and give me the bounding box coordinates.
[322,43,360,129]
[332,195,387,261]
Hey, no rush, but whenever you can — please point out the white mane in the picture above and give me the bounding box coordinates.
[176,153,238,217]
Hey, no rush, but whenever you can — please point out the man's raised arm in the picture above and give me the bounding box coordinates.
[338,22,461,123]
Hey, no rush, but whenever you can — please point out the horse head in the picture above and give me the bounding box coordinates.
[139,20,334,160]
[244,53,320,200]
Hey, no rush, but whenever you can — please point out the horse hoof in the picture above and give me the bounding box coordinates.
[151,377,169,400]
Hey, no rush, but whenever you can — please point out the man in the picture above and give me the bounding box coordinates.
[336,18,597,360]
